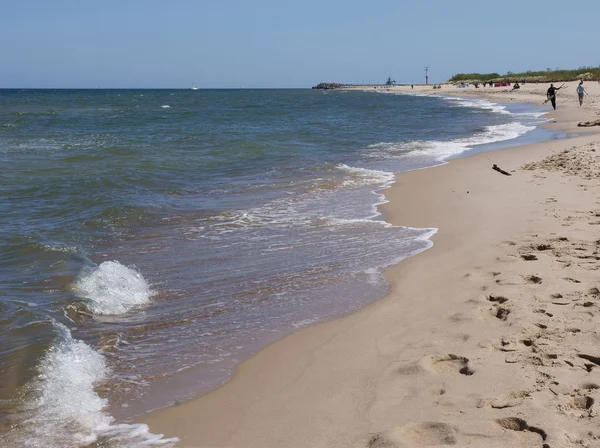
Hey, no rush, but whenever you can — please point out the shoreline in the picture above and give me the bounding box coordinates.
[352,81,600,127]
[139,87,600,447]
[119,93,542,419]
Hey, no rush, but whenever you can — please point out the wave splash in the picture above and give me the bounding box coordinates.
[75,261,153,315]
[1,323,177,448]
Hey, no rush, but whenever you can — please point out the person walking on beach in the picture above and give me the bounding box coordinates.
[576,81,587,107]
[546,83,564,110]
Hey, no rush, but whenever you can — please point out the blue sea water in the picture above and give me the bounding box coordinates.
[0,88,550,446]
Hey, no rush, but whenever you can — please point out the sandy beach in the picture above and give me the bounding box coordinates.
[139,83,600,447]
[357,80,600,118]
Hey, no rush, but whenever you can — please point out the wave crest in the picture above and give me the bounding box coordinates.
[366,122,535,162]
[2,323,177,447]
[336,164,395,187]
[75,261,153,315]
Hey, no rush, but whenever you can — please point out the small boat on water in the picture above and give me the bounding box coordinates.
[191,85,200,90]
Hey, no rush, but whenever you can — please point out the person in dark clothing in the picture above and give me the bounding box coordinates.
[546,83,563,110]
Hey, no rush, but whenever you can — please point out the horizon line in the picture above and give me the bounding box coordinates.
[0,87,317,90]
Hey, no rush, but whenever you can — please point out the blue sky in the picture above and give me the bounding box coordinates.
[1,0,599,88]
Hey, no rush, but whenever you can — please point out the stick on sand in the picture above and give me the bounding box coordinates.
[493,164,511,176]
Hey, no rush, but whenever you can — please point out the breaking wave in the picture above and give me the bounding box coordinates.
[75,261,153,315]
[366,122,535,162]
[1,323,177,448]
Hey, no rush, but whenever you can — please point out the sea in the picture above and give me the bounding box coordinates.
[0,88,556,447]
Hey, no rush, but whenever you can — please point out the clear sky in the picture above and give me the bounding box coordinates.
[2,0,599,88]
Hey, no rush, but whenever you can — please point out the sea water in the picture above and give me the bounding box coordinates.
[0,88,551,446]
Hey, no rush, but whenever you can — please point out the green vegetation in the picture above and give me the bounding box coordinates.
[449,67,600,83]
[450,72,500,82]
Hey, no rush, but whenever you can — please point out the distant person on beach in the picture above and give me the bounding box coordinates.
[411,85,414,89]
[576,81,587,107]
[546,83,563,110]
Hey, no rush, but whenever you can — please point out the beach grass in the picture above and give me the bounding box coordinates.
[450,66,600,83]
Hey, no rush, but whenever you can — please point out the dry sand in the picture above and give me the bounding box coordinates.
[139,84,600,447]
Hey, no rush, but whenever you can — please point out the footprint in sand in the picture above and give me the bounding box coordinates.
[495,418,547,443]
[487,294,509,304]
[520,339,535,348]
[573,395,595,411]
[369,422,457,447]
[577,354,600,370]
[492,306,511,321]
[496,337,518,352]
[463,271,503,284]
[524,275,543,284]
[490,390,531,409]
[550,293,571,305]
[535,308,553,318]
[427,354,475,376]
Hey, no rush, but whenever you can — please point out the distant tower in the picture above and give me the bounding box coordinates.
[425,66,429,85]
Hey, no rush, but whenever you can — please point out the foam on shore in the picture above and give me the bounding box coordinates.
[1,323,177,447]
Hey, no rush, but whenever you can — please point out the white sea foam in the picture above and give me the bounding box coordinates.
[42,243,80,254]
[291,317,319,328]
[443,96,511,115]
[198,166,396,233]
[515,110,548,119]
[385,91,545,118]
[379,90,439,99]
[322,217,392,228]
[160,105,170,108]
[381,227,438,269]
[368,122,535,162]
[364,267,383,285]
[336,164,395,187]
[8,323,177,448]
[75,261,153,315]
[443,96,547,119]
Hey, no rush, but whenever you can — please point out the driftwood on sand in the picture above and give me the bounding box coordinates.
[577,119,600,127]
[492,164,511,176]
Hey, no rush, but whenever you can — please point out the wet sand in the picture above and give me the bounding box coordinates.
[139,84,600,447]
